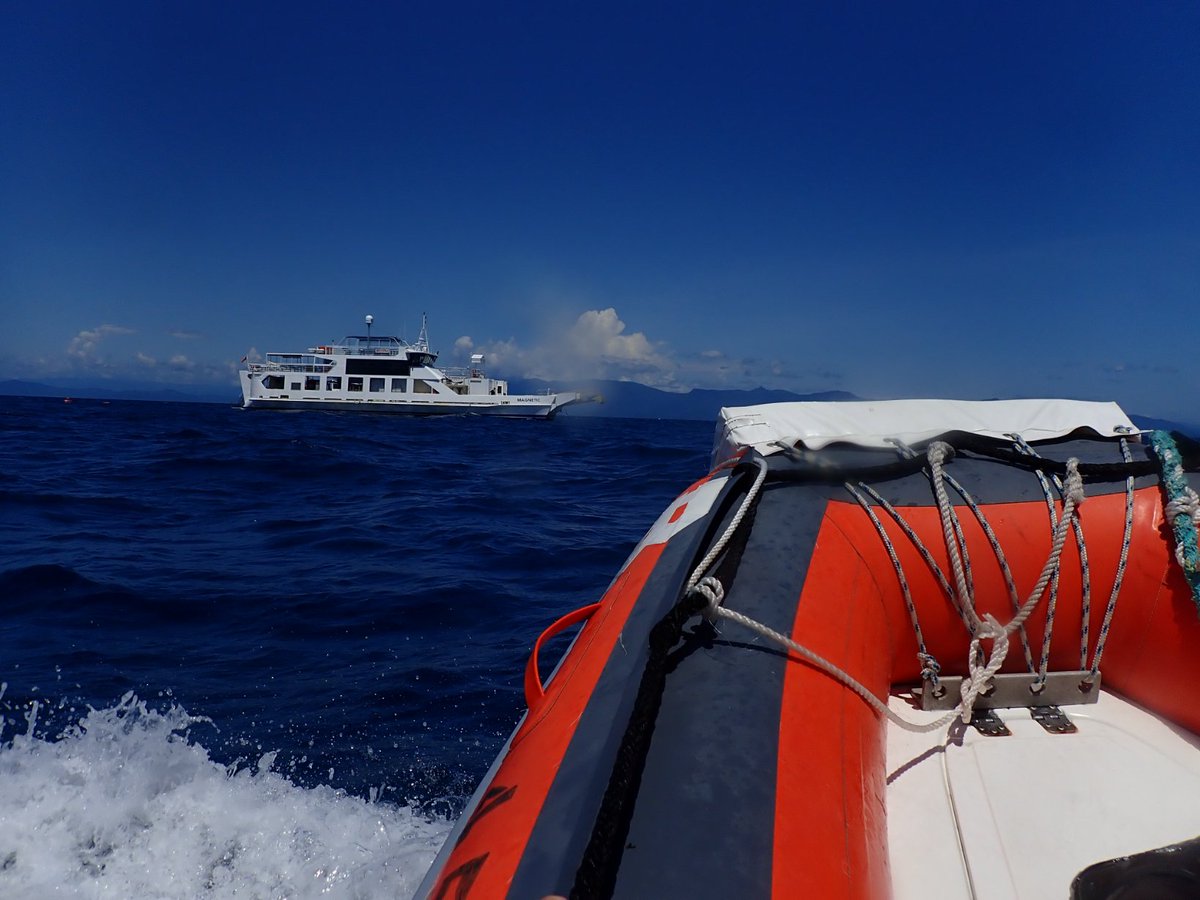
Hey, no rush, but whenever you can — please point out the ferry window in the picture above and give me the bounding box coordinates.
[414,379,434,393]
[290,381,301,390]
[391,378,406,392]
[348,377,364,392]
[369,377,385,392]
[305,376,320,391]
[263,375,284,390]
[347,359,410,376]
[326,377,341,390]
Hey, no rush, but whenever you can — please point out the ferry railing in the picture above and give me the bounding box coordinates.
[247,361,335,374]
[438,366,489,380]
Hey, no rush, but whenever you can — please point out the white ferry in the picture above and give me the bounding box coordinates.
[239,315,583,418]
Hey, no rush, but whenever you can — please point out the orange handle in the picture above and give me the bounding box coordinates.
[523,603,602,710]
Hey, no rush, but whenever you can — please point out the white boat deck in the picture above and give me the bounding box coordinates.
[886,689,1200,898]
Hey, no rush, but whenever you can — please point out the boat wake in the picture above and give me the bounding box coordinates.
[0,690,448,898]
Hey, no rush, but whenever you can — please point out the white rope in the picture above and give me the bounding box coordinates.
[925,446,1085,718]
[1002,457,1085,634]
[686,445,1087,731]
[684,456,769,594]
[706,600,962,733]
[926,443,977,629]
[958,614,1008,717]
[691,575,725,617]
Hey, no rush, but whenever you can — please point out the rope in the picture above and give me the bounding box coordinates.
[697,581,1006,733]
[844,482,944,690]
[1085,438,1134,681]
[703,589,963,734]
[890,438,1033,672]
[943,473,1031,672]
[990,458,1086,636]
[688,444,1086,728]
[1009,435,1070,690]
[1149,431,1200,612]
[925,443,978,631]
[684,456,769,594]
[926,443,1085,713]
[853,481,958,620]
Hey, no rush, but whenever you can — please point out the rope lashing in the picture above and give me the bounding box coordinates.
[924,443,979,626]
[692,575,725,619]
[960,614,1008,718]
[681,458,963,733]
[927,443,1085,720]
[1008,434,1086,690]
[845,480,947,691]
[888,438,1034,672]
[686,443,1086,729]
[849,481,958,619]
[1149,430,1200,611]
[1084,438,1134,683]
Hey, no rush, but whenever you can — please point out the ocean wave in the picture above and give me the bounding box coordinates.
[0,489,155,515]
[0,399,716,895]
[0,564,215,626]
[0,692,448,898]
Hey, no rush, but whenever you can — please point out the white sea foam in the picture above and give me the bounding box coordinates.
[0,693,449,898]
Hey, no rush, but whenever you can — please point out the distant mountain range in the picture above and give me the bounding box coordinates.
[2,376,1196,436]
[512,378,858,421]
[519,379,1200,435]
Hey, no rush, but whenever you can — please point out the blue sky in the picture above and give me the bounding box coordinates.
[3,3,1198,418]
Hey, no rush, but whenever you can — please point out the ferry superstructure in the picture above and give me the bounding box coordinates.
[239,315,582,418]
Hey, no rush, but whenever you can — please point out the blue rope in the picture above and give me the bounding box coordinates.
[1149,430,1200,612]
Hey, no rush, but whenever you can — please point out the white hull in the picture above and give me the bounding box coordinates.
[239,388,574,418]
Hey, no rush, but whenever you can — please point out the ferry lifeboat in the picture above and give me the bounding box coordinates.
[418,399,1200,899]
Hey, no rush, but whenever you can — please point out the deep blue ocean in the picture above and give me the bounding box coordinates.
[0,395,713,897]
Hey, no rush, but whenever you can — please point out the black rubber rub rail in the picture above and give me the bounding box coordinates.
[570,461,762,899]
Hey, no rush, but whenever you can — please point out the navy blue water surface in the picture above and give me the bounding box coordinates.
[0,396,712,816]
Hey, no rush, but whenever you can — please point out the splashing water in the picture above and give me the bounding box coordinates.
[0,693,449,898]
[0,401,715,897]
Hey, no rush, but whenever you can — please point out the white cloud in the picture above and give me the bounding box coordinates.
[67,325,135,360]
[567,308,666,366]
[169,329,204,340]
[15,324,252,388]
[445,307,842,393]
[451,308,681,387]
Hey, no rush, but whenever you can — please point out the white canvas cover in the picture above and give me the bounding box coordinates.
[713,398,1138,465]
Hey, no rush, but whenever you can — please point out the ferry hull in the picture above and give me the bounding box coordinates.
[417,400,1200,899]
[239,372,579,418]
